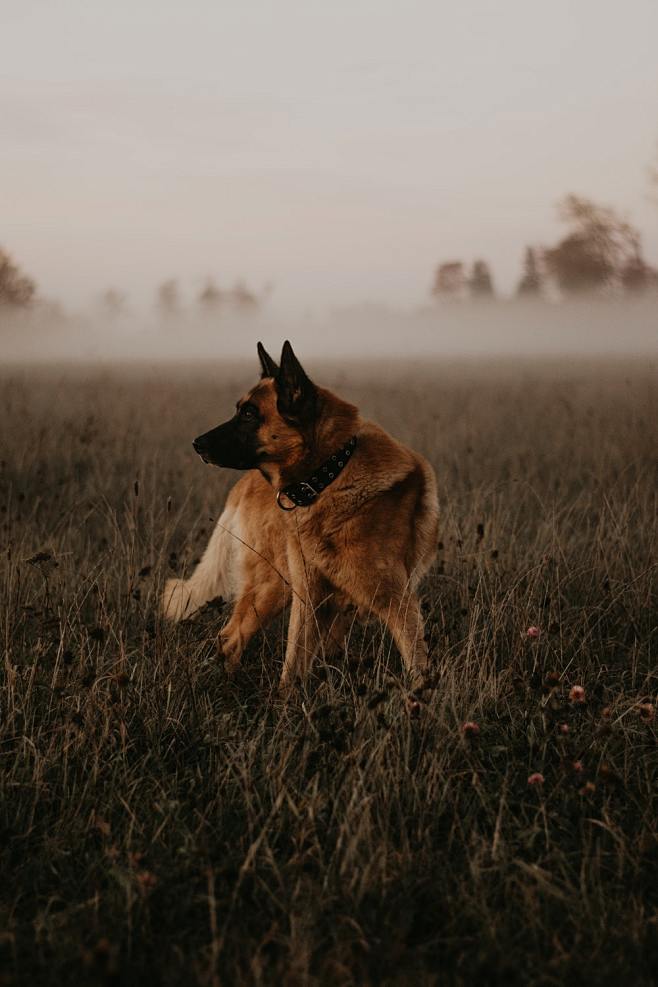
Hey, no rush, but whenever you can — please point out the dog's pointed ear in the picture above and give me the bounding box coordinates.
[257,341,279,379]
[276,341,317,420]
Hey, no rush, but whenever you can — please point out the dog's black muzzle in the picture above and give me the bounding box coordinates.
[193,420,259,470]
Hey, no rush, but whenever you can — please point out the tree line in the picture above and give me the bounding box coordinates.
[2,187,657,313]
[0,260,269,317]
[97,278,269,319]
[432,195,658,301]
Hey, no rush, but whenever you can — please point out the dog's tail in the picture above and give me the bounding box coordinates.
[162,505,240,622]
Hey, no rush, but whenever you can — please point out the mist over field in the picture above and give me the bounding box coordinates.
[2,296,657,364]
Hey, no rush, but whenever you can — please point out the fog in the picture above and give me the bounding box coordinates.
[2,296,656,365]
[2,1,657,366]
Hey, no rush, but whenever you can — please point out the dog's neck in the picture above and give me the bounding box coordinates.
[260,389,361,492]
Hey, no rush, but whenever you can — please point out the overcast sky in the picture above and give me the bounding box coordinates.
[2,0,657,312]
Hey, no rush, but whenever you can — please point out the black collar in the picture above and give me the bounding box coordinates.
[276,435,358,510]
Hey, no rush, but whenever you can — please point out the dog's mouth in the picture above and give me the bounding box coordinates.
[193,444,251,470]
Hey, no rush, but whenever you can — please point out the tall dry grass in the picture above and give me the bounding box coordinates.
[0,358,656,986]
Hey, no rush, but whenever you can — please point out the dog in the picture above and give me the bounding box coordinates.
[162,341,439,692]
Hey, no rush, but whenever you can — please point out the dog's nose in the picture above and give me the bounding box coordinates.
[193,436,206,455]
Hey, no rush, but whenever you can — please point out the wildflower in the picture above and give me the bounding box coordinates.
[558,723,569,735]
[526,626,541,639]
[601,706,612,719]
[91,814,111,838]
[527,772,545,786]
[598,763,620,787]
[638,703,655,722]
[572,760,584,774]
[462,721,480,738]
[579,781,596,797]
[569,685,586,704]
[135,870,157,893]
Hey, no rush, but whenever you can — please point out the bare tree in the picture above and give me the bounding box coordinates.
[198,278,223,313]
[516,247,544,298]
[432,262,465,300]
[0,248,37,309]
[468,260,494,299]
[620,250,658,294]
[544,195,641,295]
[100,288,127,317]
[229,279,260,313]
[156,279,180,317]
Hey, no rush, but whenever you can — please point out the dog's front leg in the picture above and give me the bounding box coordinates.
[219,580,288,672]
[279,582,326,692]
[279,534,329,693]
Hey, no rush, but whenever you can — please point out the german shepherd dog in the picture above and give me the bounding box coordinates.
[163,342,439,692]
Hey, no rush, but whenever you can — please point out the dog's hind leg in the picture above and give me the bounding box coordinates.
[376,591,429,689]
[335,571,430,689]
[162,507,241,622]
[322,607,352,659]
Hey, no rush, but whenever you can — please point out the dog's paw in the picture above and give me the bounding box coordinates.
[277,675,296,701]
[217,627,242,673]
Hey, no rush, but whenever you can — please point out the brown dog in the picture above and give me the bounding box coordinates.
[163,342,439,691]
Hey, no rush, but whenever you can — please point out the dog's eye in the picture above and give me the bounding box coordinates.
[239,403,258,421]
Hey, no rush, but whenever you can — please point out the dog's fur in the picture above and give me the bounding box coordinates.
[163,342,439,691]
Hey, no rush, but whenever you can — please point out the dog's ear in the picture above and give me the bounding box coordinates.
[276,341,317,420]
[257,341,279,379]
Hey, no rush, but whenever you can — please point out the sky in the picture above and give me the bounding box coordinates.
[2,0,657,314]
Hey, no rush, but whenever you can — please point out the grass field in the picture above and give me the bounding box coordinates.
[1,357,656,986]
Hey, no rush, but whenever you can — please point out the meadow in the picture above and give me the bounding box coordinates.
[0,356,656,986]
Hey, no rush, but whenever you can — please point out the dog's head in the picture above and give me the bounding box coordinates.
[192,341,319,473]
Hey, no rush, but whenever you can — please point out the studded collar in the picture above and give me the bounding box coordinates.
[276,435,358,511]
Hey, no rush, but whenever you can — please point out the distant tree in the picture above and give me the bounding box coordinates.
[229,279,259,313]
[0,248,36,308]
[468,260,494,298]
[100,288,127,317]
[516,246,544,298]
[620,250,658,294]
[544,195,640,295]
[156,279,180,317]
[432,261,465,300]
[198,278,223,313]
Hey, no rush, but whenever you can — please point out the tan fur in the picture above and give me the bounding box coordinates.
[163,365,439,692]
